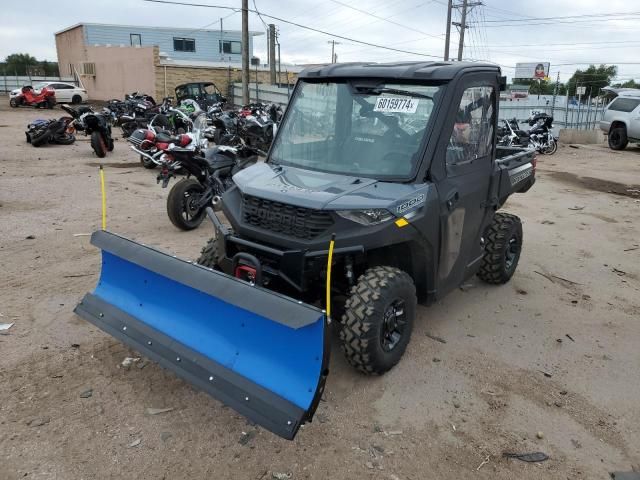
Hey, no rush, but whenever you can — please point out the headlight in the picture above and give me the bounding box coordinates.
[335,209,394,226]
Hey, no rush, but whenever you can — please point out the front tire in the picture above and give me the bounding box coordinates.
[340,266,416,375]
[91,131,107,158]
[9,98,18,108]
[543,138,558,155]
[166,178,206,230]
[196,237,221,269]
[71,94,82,105]
[477,212,522,284]
[140,154,157,169]
[608,127,628,150]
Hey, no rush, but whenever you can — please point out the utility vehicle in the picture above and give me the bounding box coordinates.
[75,62,535,440]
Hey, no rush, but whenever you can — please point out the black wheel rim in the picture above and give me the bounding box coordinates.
[181,187,204,225]
[505,234,520,270]
[611,132,620,146]
[380,299,406,352]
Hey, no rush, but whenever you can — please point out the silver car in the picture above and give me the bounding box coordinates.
[599,91,640,150]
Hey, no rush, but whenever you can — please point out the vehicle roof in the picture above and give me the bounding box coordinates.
[615,89,640,98]
[299,61,501,81]
[176,82,215,88]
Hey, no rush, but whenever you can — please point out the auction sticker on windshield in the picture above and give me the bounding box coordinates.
[373,97,419,114]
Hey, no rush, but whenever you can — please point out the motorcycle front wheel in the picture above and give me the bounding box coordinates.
[543,139,558,155]
[166,178,207,230]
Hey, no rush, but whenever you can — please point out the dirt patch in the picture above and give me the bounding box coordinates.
[548,171,640,198]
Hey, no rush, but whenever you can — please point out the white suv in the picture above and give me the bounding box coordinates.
[600,91,640,150]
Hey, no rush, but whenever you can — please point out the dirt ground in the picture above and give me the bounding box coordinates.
[1,102,639,480]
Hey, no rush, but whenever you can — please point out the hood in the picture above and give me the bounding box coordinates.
[232,162,430,214]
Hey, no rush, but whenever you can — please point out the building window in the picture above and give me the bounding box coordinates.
[219,40,241,54]
[173,37,196,52]
[130,34,142,46]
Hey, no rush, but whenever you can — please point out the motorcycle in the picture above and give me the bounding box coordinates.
[25,117,75,147]
[10,86,56,109]
[84,109,115,158]
[112,92,160,137]
[527,113,558,155]
[129,114,260,230]
[497,114,557,155]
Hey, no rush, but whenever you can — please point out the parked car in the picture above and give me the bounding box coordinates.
[9,82,88,105]
[599,90,640,150]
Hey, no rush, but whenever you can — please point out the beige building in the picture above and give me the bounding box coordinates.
[55,22,297,102]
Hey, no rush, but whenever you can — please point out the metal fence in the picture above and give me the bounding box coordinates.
[232,82,606,134]
[232,82,292,107]
[0,75,78,93]
[498,102,606,134]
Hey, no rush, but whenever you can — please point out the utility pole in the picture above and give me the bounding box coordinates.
[269,24,276,85]
[451,0,481,61]
[241,0,249,105]
[220,18,224,60]
[551,71,560,117]
[456,0,468,61]
[328,40,341,63]
[444,0,452,61]
[276,28,281,85]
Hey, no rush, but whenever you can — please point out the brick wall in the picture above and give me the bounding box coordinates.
[155,64,297,105]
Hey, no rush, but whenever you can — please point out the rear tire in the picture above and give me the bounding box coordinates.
[91,131,107,158]
[166,178,206,230]
[608,127,628,150]
[47,98,55,109]
[9,98,18,108]
[477,212,522,284]
[340,266,416,375]
[196,237,221,269]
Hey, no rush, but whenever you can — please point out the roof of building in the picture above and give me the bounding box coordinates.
[55,22,264,37]
[298,61,501,81]
[157,57,305,73]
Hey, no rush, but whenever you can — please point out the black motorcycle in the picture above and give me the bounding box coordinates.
[84,109,115,158]
[165,143,260,230]
[26,118,75,147]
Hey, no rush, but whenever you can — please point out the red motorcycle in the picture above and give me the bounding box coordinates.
[10,86,56,109]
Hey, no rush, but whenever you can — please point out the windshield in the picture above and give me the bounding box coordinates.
[33,82,48,90]
[269,80,443,178]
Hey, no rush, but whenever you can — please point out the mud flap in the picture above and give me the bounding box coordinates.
[74,231,328,440]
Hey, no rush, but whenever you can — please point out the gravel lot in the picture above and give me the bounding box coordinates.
[1,103,639,479]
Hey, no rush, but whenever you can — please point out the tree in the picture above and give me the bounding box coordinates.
[612,79,640,89]
[5,53,38,76]
[510,78,566,96]
[566,64,617,98]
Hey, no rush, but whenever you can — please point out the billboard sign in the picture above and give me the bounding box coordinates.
[515,62,550,80]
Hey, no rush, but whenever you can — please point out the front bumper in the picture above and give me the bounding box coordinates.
[207,208,363,293]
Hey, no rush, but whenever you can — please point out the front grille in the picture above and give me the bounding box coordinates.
[242,195,334,240]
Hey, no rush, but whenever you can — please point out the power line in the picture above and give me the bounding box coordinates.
[142,0,444,58]
[480,10,640,23]
[327,0,445,39]
[470,16,640,28]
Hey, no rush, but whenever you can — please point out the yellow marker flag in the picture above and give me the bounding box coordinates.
[99,165,106,230]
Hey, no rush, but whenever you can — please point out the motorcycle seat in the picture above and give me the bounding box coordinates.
[155,132,184,144]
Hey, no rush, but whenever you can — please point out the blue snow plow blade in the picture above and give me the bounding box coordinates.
[74,230,328,440]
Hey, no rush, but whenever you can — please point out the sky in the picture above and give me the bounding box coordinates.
[1,0,640,84]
